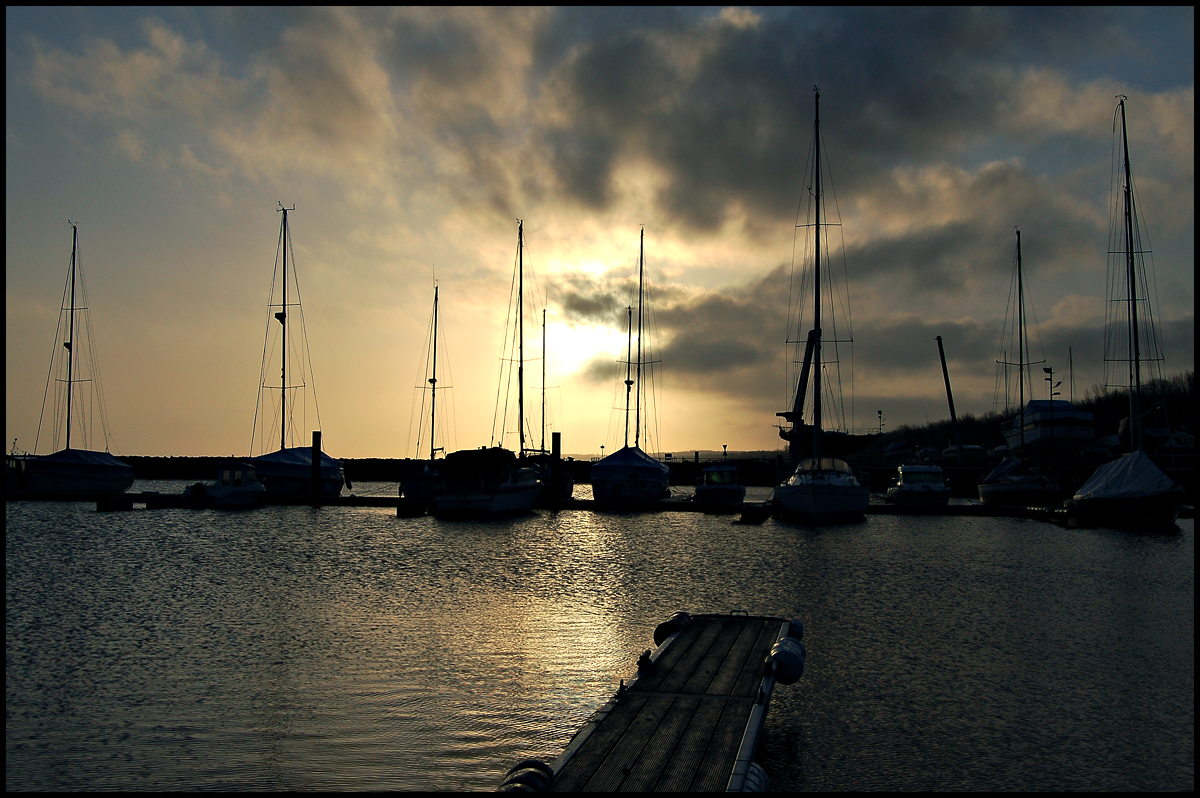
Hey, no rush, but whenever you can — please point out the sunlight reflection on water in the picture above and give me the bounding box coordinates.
[5,483,1194,790]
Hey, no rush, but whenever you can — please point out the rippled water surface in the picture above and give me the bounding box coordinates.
[6,482,1194,791]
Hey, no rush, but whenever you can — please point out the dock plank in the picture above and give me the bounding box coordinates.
[551,694,650,792]
[690,699,755,791]
[531,613,800,793]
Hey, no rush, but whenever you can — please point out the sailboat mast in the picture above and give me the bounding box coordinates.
[517,220,525,457]
[623,306,633,448]
[541,308,546,454]
[1016,228,1025,448]
[65,222,78,451]
[276,203,291,452]
[812,88,823,461]
[1117,96,1142,451]
[635,226,645,450]
[429,284,439,461]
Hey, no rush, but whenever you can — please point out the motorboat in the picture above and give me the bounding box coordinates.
[884,463,950,506]
[693,462,746,508]
[183,460,266,509]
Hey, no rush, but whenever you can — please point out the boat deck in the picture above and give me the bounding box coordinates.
[528,613,798,792]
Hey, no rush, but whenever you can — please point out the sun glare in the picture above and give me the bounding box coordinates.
[549,323,629,374]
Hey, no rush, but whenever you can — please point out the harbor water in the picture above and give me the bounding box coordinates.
[6,482,1194,791]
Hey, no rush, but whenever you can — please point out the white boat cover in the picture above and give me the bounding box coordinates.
[1073,449,1176,501]
[591,445,670,479]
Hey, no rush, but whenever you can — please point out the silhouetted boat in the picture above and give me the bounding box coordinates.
[7,222,133,496]
[1066,97,1185,528]
[979,230,1062,507]
[694,462,746,507]
[592,227,670,504]
[978,456,1058,507]
[435,220,542,515]
[247,203,344,498]
[182,460,266,509]
[434,447,541,517]
[885,463,950,506]
[772,88,869,521]
[401,284,446,505]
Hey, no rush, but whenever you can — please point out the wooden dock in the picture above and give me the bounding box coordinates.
[499,611,805,792]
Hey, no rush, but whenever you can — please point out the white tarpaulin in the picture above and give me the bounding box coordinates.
[1073,449,1175,500]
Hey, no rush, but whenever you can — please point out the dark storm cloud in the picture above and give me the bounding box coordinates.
[567,263,792,404]
[532,7,1125,231]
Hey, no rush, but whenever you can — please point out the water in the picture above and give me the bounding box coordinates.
[6,482,1194,791]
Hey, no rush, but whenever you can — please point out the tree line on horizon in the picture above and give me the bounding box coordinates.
[882,370,1195,453]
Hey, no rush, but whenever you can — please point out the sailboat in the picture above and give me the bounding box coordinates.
[978,229,1061,507]
[527,308,575,503]
[7,222,135,495]
[992,233,1095,458]
[590,226,671,505]
[401,284,447,505]
[771,88,869,522]
[1066,96,1185,527]
[247,203,345,497]
[433,219,541,516]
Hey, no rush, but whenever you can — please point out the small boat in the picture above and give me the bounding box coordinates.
[693,462,746,508]
[183,460,266,509]
[433,447,541,517]
[7,222,134,496]
[591,226,670,505]
[977,456,1059,507]
[1066,96,1185,528]
[772,89,869,522]
[247,204,344,498]
[885,463,950,506]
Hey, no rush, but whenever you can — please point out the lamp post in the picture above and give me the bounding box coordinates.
[1043,367,1062,454]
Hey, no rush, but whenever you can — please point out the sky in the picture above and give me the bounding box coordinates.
[6,6,1194,460]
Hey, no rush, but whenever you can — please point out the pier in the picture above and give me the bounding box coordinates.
[5,491,1192,522]
[498,611,805,792]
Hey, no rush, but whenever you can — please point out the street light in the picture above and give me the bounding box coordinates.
[1044,367,1062,453]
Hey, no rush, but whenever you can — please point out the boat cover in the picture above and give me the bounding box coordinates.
[440,447,525,489]
[1073,449,1176,501]
[591,445,670,478]
[249,447,343,482]
[35,448,133,470]
[12,448,135,494]
[982,456,1022,483]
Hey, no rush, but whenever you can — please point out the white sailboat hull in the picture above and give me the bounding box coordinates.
[774,480,869,521]
[772,463,868,520]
